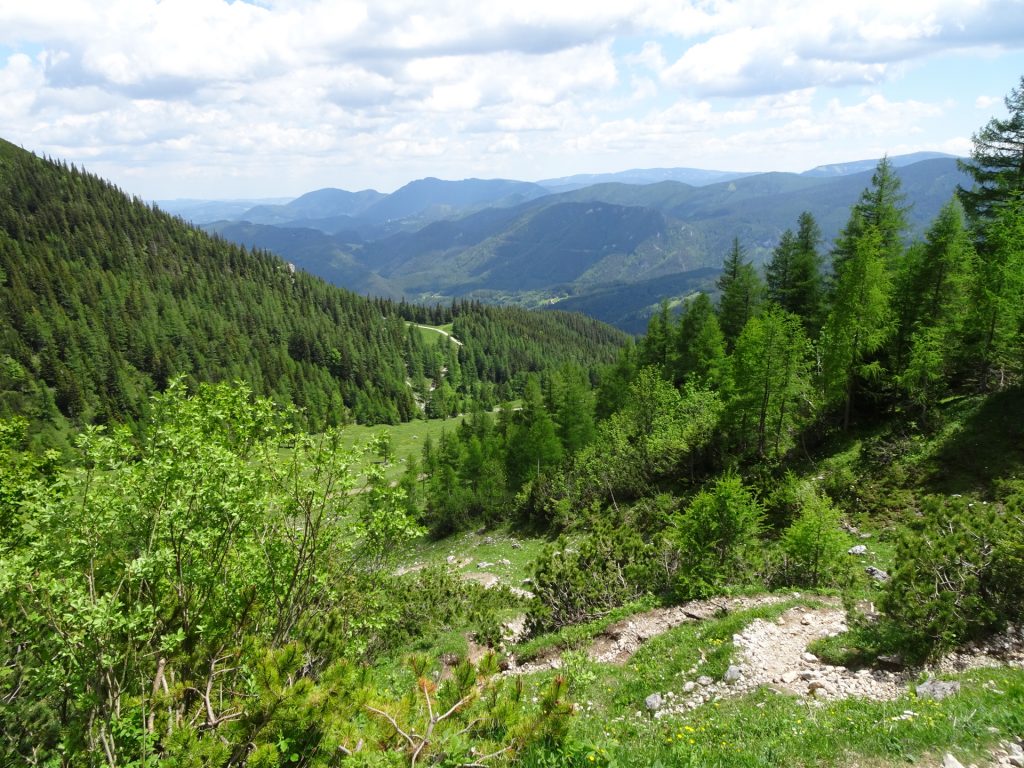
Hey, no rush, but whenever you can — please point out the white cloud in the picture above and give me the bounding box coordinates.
[0,0,1018,196]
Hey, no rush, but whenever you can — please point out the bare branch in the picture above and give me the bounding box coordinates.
[366,706,416,750]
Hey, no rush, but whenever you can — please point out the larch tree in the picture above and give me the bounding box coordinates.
[727,305,813,459]
[822,218,893,430]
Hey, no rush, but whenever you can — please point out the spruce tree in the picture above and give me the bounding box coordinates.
[672,293,727,389]
[716,238,763,352]
[958,75,1024,223]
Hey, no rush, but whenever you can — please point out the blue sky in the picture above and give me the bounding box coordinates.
[1,0,1023,199]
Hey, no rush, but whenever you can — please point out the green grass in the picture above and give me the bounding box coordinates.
[336,414,465,481]
[556,668,1024,768]
[407,321,459,346]
[398,526,548,589]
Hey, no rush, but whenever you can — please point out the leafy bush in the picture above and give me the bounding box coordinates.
[882,491,1024,661]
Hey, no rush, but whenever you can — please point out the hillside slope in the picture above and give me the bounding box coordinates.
[0,139,626,435]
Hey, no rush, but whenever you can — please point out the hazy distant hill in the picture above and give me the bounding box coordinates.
[155,197,293,222]
[539,167,754,191]
[357,177,549,224]
[801,151,956,177]
[239,187,385,225]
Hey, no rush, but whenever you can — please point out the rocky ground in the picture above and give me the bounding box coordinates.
[503,595,1024,767]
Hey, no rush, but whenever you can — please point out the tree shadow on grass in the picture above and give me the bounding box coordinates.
[925,388,1024,496]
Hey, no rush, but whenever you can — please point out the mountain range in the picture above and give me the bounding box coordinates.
[167,152,967,332]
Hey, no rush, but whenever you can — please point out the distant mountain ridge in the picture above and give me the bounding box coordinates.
[538,167,755,190]
[201,154,968,331]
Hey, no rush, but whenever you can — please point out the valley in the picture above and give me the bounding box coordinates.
[189,153,967,332]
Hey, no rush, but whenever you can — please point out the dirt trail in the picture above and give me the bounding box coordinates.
[506,594,791,675]
[506,596,1024,715]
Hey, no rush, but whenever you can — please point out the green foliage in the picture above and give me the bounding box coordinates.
[882,492,1024,661]
[0,379,419,765]
[894,199,975,412]
[778,484,854,588]
[958,75,1024,222]
[671,293,727,389]
[576,369,722,502]
[961,197,1024,390]
[359,655,574,767]
[765,212,824,333]
[822,219,893,428]
[716,237,764,351]
[669,474,765,598]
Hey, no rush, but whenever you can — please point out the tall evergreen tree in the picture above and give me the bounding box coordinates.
[716,238,763,351]
[894,200,975,412]
[766,214,825,332]
[766,229,797,308]
[672,293,727,389]
[832,157,910,276]
[961,197,1024,390]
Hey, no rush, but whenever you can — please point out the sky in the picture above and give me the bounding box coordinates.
[2,0,1023,200]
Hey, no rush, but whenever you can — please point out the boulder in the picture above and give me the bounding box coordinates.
[865,565,890,582]
[916,679,961,701]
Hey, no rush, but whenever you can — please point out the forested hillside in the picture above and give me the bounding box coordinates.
[0,139,625,438]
